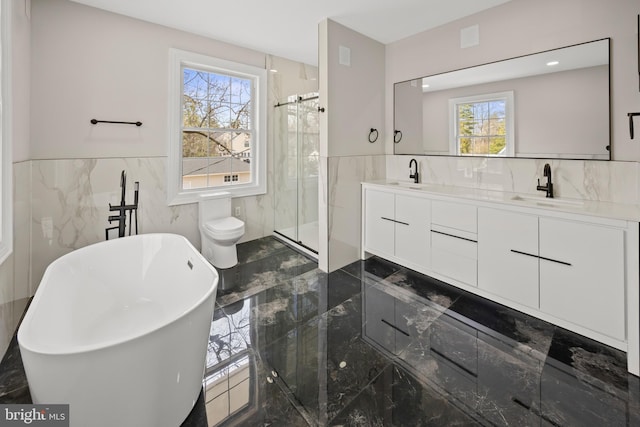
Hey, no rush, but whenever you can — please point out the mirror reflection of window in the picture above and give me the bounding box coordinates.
[449,91,514,156]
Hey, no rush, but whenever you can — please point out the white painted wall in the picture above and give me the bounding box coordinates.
[11,0,29,162]
[320,19,386,158]
[385,0,640,161]
[30,0,265,159]
[319,19,386,271]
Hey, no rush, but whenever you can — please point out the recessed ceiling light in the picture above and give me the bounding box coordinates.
[269,69,278,73]
[422,84,430,88]
[546,61,559,66]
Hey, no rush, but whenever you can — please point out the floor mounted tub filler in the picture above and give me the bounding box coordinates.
[17,234,218,427]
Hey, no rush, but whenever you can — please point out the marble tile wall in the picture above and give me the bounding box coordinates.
[386,155,640,205]
[29,157,274,292]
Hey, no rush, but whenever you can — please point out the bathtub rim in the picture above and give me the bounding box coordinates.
[17,233,218,356]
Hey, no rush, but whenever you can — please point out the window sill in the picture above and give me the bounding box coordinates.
[167,184,266,206]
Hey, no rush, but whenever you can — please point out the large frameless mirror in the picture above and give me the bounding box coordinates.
[393,38,610,160]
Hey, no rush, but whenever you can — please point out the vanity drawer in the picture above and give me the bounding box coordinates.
[432,201,477,233]
[431,231,477,286]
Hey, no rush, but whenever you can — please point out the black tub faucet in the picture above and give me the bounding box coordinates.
[536,163,554,198]
[409,159,419,184]
[106,170,140,239]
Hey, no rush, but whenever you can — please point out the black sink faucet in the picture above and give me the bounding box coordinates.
[536,163,554,198]
[409,159,419,184]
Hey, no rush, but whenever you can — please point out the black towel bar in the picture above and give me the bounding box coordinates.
[91,119,142,127]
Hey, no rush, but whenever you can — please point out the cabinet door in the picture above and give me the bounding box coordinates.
[395,194,431,268]
[478,208,539,308]
[539,218,625,340]
[364,189,395,257]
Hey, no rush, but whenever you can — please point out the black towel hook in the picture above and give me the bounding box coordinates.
[368,128,379,143]
[394,130,403,143]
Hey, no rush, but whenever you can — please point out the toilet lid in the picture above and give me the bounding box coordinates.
[204,216,244,233]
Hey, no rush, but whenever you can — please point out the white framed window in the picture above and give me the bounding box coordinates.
[449,91,514,157]
[167,49,267,205]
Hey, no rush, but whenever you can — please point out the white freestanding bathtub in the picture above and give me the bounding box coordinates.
[17,233,218,427]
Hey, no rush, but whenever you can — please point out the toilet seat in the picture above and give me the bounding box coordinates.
[203,217,245,239]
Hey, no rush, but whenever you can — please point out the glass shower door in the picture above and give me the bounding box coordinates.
[273,94,319,253]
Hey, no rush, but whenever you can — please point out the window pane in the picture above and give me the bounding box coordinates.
[490,136,506,154]
[182,155,211,190]
[230,103,250,129]
[231,132,251,158]
[182,132,209,158]
[183,69,209,99]
[212,106,232,129]
[208,131,233,157]
[230,77,251,104]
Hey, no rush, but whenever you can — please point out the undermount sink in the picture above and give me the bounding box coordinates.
[511,194,584,208]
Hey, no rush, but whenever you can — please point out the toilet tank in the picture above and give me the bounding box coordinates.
[198,192,232,223]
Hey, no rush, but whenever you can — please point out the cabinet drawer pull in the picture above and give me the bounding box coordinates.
[510,250,572,266]
[380,318,410,337]
[510,249,539,259]
[539,255,572,266]
[380,217,409,226]
[431,229,477,243]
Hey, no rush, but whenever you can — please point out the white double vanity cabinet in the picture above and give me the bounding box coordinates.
[361,180,640,375]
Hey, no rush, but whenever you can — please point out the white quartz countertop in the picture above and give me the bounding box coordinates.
[362,179,640,223]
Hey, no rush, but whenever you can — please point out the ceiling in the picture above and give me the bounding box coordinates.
[69,0,512,66]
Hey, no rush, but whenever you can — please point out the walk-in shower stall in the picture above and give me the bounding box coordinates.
[273,93,319,254]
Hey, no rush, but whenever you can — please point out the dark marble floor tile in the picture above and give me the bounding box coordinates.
[329,364,480,426]
[246,269,328,349]
[181,389,208,427]
[445,291,556,357]
[340,256,402,282]
[208,300,253,368]
[545,327,629,392]
[216,249,317,307]
[382,267,463,309]
[206,350,311,427]
[326,269,363,310]
[0,335,31,403]
[236,236,289,264]
[540,361,631,426]
[260,295,393,425]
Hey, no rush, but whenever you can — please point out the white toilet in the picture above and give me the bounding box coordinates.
[198,192,245,269]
